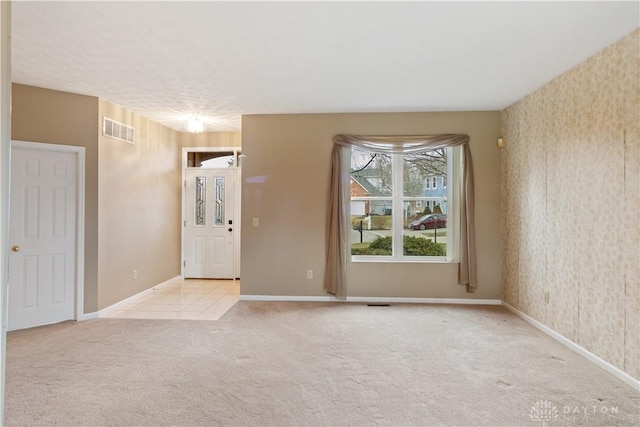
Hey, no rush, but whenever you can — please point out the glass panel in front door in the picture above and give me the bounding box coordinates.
[195,176,206,226]
[214,176,225,226]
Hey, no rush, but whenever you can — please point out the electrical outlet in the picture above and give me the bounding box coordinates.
[133,269,138,280]
[307,270,313,279]
[544,292,549,303]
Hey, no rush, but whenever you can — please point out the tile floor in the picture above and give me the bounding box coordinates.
[103,279,240,321]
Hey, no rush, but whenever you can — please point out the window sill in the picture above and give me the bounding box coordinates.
[350,257,456,264]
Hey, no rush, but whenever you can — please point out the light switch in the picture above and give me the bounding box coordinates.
[252,217,259,227]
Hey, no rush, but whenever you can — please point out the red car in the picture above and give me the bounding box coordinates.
[409,214,447,230]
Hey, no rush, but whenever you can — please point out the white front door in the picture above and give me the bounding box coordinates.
[184,169,235,278]
[8,144,78,330]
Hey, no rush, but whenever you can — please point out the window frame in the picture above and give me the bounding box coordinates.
[350,146,461,263]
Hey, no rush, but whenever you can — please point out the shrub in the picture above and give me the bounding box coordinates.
[403,236,446,256]
[369,236,392,251]
[351,247,390,256]
[433,204,443,214]
[352,235,445,256]
[422,206,432,215]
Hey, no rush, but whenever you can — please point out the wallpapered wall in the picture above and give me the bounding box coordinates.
[501,29,639,379]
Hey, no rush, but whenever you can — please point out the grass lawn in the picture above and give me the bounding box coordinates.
[420,230,447,237]
[351,242,370,251]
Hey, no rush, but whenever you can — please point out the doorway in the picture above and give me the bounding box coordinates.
[182,147,241,279]
[8,141,85,331]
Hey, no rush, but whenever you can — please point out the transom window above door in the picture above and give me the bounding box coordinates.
[187,151,242,168]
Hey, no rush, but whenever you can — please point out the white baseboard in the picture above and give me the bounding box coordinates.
[502,301,640,391]
[240,295,501,305]
[240,295,334,302]
[77,312,99,321]
[346,296,501,305]
[96,275,181,318]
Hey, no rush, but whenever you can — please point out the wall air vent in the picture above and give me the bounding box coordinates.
[102,117,135,144]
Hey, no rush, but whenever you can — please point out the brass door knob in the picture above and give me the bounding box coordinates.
[11,245,20,252]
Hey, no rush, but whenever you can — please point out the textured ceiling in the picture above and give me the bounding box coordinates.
[11,1,640,132]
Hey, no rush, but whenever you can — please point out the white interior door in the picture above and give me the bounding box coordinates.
[184,169,235,278]
[9,144,78,330]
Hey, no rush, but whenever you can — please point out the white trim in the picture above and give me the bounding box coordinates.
[241,295,335,302]
[349,147,458,263]
[351,257,452,264]
[502,301,640,391]
[77,311,99,321]
[0,2,11,420]
[347,296,501,305]
[233,167,241,278]
[240,295,501,305]
[97,275,181,318]
[76,150,86,320]
[10,141,86,324]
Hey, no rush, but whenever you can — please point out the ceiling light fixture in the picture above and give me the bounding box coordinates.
[185,116,206,133]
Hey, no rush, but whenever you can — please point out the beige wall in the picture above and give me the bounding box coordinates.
[11,84,100,313]
[98,100,182,309]
[502,30,639,379]
[241,112,502,299]
[179,131,241,148]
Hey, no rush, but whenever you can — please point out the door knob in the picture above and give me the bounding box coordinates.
[228,228,233,232]
[11,245,20,252]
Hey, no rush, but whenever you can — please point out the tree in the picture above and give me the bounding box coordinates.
[351,150,392,196]
[403,149,447,197]
[404,149,447,177]
[351,148,447,200]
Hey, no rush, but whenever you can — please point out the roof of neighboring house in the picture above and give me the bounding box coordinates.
[351,174,378,196]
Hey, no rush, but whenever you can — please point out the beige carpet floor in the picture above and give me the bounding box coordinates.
[4,302,639,426]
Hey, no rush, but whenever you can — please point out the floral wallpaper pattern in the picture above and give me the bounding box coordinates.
[502,29,639,380]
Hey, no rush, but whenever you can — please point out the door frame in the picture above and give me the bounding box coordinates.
[10,140,85,322]
[181,146,241,279]
[1,2,10,419]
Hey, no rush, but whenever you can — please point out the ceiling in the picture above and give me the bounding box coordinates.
[11,1,639,132]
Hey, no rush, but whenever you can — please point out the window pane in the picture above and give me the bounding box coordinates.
[349,147,455,262]
[194,176,206,226]
[403,150,447,197]
[403,201,446,256]
[214,176,225,226]
[188,151,236,168]
[202,155,235,168]
[351,203,392,256]
[351,149,392,197]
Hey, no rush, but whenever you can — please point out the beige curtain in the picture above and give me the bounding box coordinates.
[323,134,477,299]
